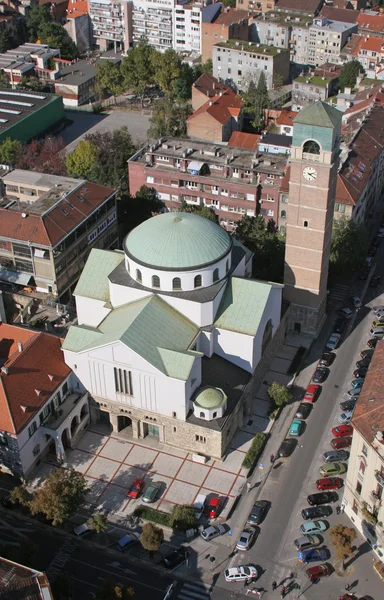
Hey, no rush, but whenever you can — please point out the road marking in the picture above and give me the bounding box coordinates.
[0,518,30,539]
[106,561,136,575]
[178,582,211,600]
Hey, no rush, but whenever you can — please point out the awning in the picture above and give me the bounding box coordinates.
[34,249,47,259]
[0,269,32,285]
[187,160,204,174]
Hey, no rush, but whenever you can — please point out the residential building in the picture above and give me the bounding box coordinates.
[274,0,323,15]
[0,170,118,301]
[187,87,243,142]
[173,1,203,55]
[292,64,341,110]
[88,0,132,51]
[0,43,61,87]
[228,131,260,150]
[128,136,287,230]
[275,109,298,135]
[258,132,292,155]
[343,340,384,568]
[201,5,249,64]
[308,16,358,67]
[191,72,229,111]
[130,0,174,52]
[357,11,384,40]
[39,0,70,23]
[64,0,92,53]
[0,558,54,600]
[63,212,284,459]
[342,34,384,79]
[212,40,290,90]
[0,324,89,480]
[236,0,277,13]
[54,58,97,107]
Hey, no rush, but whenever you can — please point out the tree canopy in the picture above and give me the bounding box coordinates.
[180,202,219,223]
[37,22,78,60]
[151,49,182,97]
[148,98,192,138]
[329,216,369,278]
[96,62,125,98]
[140,522,164,552]
[26,6,52,41]
[329,524,356,566]
[15,137,67,176]
[97,580,134,600]
[339,60,364,90]
[0,138,22,167]
[267,382,292,407]
[242,72,269,131]
[66,139,98,180]
[85,127,136,191]
[169,504,197,531]
[120,42,156,105]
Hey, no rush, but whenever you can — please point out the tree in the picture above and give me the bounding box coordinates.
[330,216,369,277]
[16,137,67,175]
[242,72,269,131]
[88,512,108,533]
[169,504,197,531]
[50,573,72,600]
[201,59,213,74]
[19,76,45,92]
[96,62,125,98]
[267,382,292,407]
[0,69,10,88]
[117,186,164,238]
[221,0,235,6]
[121,42,155,106]
[180,202,219,223]
[9,484,32,506]
[97,580,134,600]
[148,98,192,138]
[28,468,87,526]
[0,30,12,53]
[329,524,357,568]
[37,22,78,60]
[151,48,182,97]
[273,72,284,89]
[140,522,164,552]
[339,60,365,90]
[66,139,98,180]
[0,138,22,167]
[85,127,136,191]
[26,5,52,41]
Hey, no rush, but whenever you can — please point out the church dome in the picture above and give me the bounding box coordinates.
[194,386,226,409]
[124,212,232,271]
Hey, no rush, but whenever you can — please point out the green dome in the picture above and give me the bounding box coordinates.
[194,386,226,409]
[124,212,232,270]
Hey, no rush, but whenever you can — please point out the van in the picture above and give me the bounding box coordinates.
[193,493,206,519]
[294,535,321,550]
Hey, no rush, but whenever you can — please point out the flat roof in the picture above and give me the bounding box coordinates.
[54,59,97,86]
[295,75,332,86]
[0,89,59,134]
[311,18,357,32]
[258,10,312,27]
[214,40,287,56]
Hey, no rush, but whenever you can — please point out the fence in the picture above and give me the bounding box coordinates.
[68,94,152,114]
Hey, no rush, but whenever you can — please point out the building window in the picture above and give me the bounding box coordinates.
[173,427,177,432]
[359,461,366,476]
[303,221,308,228]
[335,203,345,213]
[362,444,368,457]
[303,140,320,155]
[199,412,205,418]
[194,274,202,288]
[226,259,229,273]
[352,499,358,514]
[173,277,182,290]
[356,480,362,495]
[136,269,142,283]
[195,434,206,442]
[28,421,37,438]
[114,368,133,395]
[152,275,160,288]
[280,210,286,219]
[213,268,219,282]
[212,412,217,418]
[62,382,68,397]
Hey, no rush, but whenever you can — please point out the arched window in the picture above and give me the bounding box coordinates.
[199,411,205,418]
[226,259,229,273]
[173,277,182,290]
[152,275,160,288]
[304,220,309,228]
[136,269,142,283]
[212,412,217,419]
[280,210,286,219]
[262,319,273,356]
[194,274,202,288]
[213,268,219,282]
[303,140,320,155]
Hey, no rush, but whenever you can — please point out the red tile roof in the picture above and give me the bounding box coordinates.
[321,6,359,24]
[0,324,70,434]
[353,35,384,55]
[214,7,249,26]
[275,0,323,14]
[227,131,260,150]
[276,110,298,126]
[65,0,88,17]
[357,12,384,33]
[188,88,243,125]
[192,73,229,100]
[335,174,355,206]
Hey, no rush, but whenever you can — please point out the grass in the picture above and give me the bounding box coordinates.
[242,432,268,469]
[294,75,331,86]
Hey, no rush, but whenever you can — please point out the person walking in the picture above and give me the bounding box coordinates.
[336,505,341,515]
[281,586,286,598]
[270,454,275,464]
[246,481,251,493]
[345,583,350,591]
[272,581,277,591]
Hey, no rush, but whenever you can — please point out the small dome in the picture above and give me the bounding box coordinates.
[124,212,232,270]
[194,386,226,409]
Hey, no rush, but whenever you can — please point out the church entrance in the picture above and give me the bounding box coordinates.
[117,415,132,433]
[142,423,159,439]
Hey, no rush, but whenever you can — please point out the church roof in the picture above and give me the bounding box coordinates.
[294,100,342,129]
[74,249,124,301]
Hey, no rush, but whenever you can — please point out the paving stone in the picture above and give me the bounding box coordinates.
[86,456,121,482]
[203,468,237,495]
[64,449,96,474]
[216,449,244,474]
[84,476,108,504]
[100,438,133,462]
[230,430,254,453]
[163,479,199,505]
[112,464,146,488]
[150,453,184,478]
[270,356,292,374]
[176,460,210,486]
[97,483,129,514]
[124,445,158,469]
[75,431,109,454]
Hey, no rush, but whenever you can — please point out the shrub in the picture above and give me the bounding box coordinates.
[133,505,171,527]
[169,504,197,531]
[242,432,267,469]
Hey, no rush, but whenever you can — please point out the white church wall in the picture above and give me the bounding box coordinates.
[109,282,151,308]
[75,295,111,327]
[252,286,283,369]
[213,328,255,373]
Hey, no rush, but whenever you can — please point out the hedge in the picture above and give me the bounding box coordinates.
[242,432,267,469]
[133,505,171,527]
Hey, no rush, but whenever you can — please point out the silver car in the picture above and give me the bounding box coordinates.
[338,411,353,424]
[323,450,349,463]
[200,524,226,542]
[236,529,256,551]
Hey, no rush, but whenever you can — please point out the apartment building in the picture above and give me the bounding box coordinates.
[88,0,131,51]
[292,64,341,110]
[187,87,243,142]
[0,324,89,481]
[308,16,358,66]
[201,5,249,64]
[0,170,118,302]
[131,0,174,51]
[173,1,202,54]
[54,59,97,107]
[236,0,276,12]
[212,40,290,90]
[342,34,384,80]
[357,11,384,40]
[128,137,287,230]
[343,340,384,573]
[191,72,229,111]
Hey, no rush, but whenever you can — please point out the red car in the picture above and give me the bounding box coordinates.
[331,437,352,449]
[205,497,221,518]
[332,424,353,438]
[304,384,321,403]
[127,477,145,499]
[316,477,343,491]
[305,564,331,582]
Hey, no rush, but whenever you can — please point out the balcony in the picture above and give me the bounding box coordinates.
[375,470,384,486]
[370,490,382,508]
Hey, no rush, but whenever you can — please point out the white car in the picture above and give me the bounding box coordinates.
[236,529,256,551]
[338,411,353,424]
[370,328,384,339]
[326,333,341,351]
[200,524,226,541]
[224,565,258,582]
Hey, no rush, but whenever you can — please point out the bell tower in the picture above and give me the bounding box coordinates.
[283,101,342,336]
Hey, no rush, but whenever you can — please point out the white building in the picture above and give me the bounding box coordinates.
[173,1,202,55]
[0,325,89,481]
[131,0,174,52]
[308,17,358,67]
[88,0,130,51]
[63,212,283,459]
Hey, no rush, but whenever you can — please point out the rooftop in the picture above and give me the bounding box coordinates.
[0,89,60,133]
[357,12,384,33]
[274,0,323,15]
[294,100,342,128]
[311,17,358,32]
[214,40,286,56]
[55,58,97,87]
[275,109,298,126]
[0,557,53,600]
[202,2,222,23]
[228,131,260,150]
[0,43,59,72]
[294,74,332,86]
[192,72,229,99]
[213,7,249,26]
[320,6,359,24]
[188,87,242,126]
[256,10,312,27]
[74,249,124,301]
[259,132,293,148]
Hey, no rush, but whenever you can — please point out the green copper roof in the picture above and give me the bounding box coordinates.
[124,212,232,270]
[214,277,272,335]
[74,249,124,301]
[294,101,342,129]
[63,295,200,381]
[194,386,226,409]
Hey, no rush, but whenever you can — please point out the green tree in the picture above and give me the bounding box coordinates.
[221,0,235,6]
[96,62,124,98]
[180,202,219,223]
[26,5,52,41]
[330,216,369,277]
[242,72,269,131]
[85,126,136,190]
[0,69,10,88]
[0,138,22,166]
[151,48,182,97]
[28,468,87,526]
[66,139,98,180]
[50,573,72,600]
[88,512,108,533]
[37,22,78,60]
[117,186,164,239]
[273,72,284,89]
[9,484,32,506]
[339,60,365,90]
[121,42,155,106]
[97,580,134,600]
[140,522,164,552]
[148,98,192,138]
[329,524,357,568]
[169,504,197,531]
[267,382,292,407]
[201,58,213,74]
[19,76,44,91]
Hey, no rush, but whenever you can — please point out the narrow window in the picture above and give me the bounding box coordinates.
[194,274,202,288]
[136,269,142,283]
[226,259,229,273]
[173,277,182,290]
[281,210,286,219]
[303,221,308,228]
[199,411,205,418]
[152,275,160,288]
[213,268,219,282]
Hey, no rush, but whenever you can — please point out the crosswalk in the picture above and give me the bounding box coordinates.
[177,582,211,600]
[327,283,349,306]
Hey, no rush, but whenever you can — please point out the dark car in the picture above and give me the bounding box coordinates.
[247,500,268,526]
[305,564,331,582]
[360,349,374,359]
[340,399,356,412]
[277,438,297,458]
[331,436,352,449]
[367,337,379,348]
[356,358,371,368]
[353,367,368,378]
[307,492,338,506]
[318,352,336,367]
[161,549,187,570]
[301,506,332,520]
[358,270,369,280]
[313,368,329,384]
[296,403,312,420]
[370,276,381,288]
[333,318,348,334]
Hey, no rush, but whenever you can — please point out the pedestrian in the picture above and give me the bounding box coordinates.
[246,481,251,493]
[336,505,341,515]
[290,572,295,579]
[281,586,286,598]
[272,581,277,591]
[270,454,275,464]
[341,504,345,513]
[345,583,350,591]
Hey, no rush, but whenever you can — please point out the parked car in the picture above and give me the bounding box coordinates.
[353,368,368,379]
[370,276,381,288]
[161,549,187,570]
[347,387,362,397]
[318,352,336,367]
[116,532,140,552]
[305,564,331,582]
[127,477,145,499]
[367,337,379,348]
[338,412,353,425]
[340,400,356,412]
[294,535,322,550]
[247,500,268,526]
[200,524,226,542]
[369,327,384,338]
[316,477,343,491]
[360,349,374,359]
[313,368,329,384]
[368,246,377,257]
[307,492,338,506]
[373,305,384,314]
[331,437,352,449]
[325,333,341,351]
[73,523,91,537]
[296,403,312,420]
[351,378,364,388]
[304,384,321,403]
[205,497,221,519]
[143,481,162,503]
[298,548,328,563]
[358,270,369,281]
[371,320,384,328]
[224,565,258,583]
[301,506,332,520]
[193,493,207,519]
[323,450,349,463]
[319,463,347,477]
[277,438,297,457]
[290,419,304,436]
[350,296,362,309]
[332,424,353,437]
[300,521,327,535]
[338,308,353,319]
[236,529,256,551]
[356,357,371,368]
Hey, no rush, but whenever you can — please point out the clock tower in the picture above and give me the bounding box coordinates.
[283,101,342,336]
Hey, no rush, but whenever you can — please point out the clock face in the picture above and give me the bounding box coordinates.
[303,166,317,182]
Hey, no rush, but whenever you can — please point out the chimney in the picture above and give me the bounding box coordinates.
[18,342,22,353]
